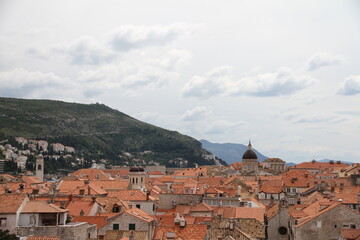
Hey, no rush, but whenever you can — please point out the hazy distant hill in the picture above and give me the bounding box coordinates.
[0,97,221,167]
[200,139,268,164]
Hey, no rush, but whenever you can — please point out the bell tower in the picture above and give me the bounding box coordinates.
[36,154,44,181]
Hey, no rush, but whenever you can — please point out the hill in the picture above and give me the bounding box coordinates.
[0,97,222,167]
[199,139,268,164]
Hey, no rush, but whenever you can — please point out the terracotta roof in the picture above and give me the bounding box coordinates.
[102,169,129,178]
[296,202,342,227]
[22,201,67,213]
[90,180,129,190]
[56,180,108,195]
[335,192,360,204]
[69,169,113,180]
[107,190,147,201]
[230,162,243,170]
[340,228,360,240]
[292,161,349,170]
[26,237,60,240]
[191,202,213,212]
[66,199,95,216]
[264,158,285,163]
[123,207,154,223]
[22,175,43,184]
[72,215,108,229]
[0,194,27,213]
[173,167,207,177]
[260,185,283,194]
[211,207,264,223]
[148,171,165,175]
[154,224,207,240]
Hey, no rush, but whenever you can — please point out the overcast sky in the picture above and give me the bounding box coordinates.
[0,0,359,163]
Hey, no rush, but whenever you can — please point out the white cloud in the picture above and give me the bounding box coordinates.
[0,68,77,99]
[77,49,186,96]
[203,120,243,134]
[283,111,346,124]
[306,52,343,71]
[338,75,360,96]
[182,66,314,99]
[107,23,201,51]
[181,106,212,121]
[51,36,115,65]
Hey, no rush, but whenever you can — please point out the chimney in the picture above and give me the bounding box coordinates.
[255,186,259,196]
[92,197,96,203]
[88,186,91,195]
[180,216,186,228]
[146,192,150,201]
[340,183,344,191]
[60,201,66,209]
[174,213,181,225]
[236,186,242,196]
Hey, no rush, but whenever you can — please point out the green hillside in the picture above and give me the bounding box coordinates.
[0,97,220,167]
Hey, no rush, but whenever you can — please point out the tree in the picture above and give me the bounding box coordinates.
[0,229,19,240]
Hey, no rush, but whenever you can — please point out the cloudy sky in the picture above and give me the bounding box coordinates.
[1,0,359,163]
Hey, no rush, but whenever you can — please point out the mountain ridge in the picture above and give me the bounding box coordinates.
[0,97,222,167]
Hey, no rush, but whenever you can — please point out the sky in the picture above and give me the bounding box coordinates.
[0,0,359,163]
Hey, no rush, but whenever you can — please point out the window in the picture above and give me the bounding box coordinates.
[112,206,120,213]
[136,204,141,209]
[113,223,119,230]
[317,220,322,228]
[129,223,135,230]
[37,164,42,170]
[350,225,356,229]
[0,218,7,227]
[278,226,287,235]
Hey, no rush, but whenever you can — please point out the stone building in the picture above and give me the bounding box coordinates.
[98,206,155,240]
[291,203,360,240]
[35,154,44,182]
[242,141,259,174]
[263,158,286,172]
[129,167,146,190]
[266,199,291,240]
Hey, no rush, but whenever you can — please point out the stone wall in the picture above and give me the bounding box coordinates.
[16,222,96,240]
[293,205,360,240]
[158,193,203,209]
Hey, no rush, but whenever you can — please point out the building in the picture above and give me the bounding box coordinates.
[242,141,259,174]
[35,154,44,181]
[263,158,286,172]
[129,167,146,190]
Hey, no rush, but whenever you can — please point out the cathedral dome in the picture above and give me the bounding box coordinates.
[242,141,258,160]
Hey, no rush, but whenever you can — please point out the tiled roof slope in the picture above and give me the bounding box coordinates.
[0,194,27,213]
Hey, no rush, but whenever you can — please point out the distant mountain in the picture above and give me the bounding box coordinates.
[286,162,296,167]
[0,97,220,167]
[199,139,268,164]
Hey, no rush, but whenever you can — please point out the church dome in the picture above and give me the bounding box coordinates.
[242,141,258,160]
